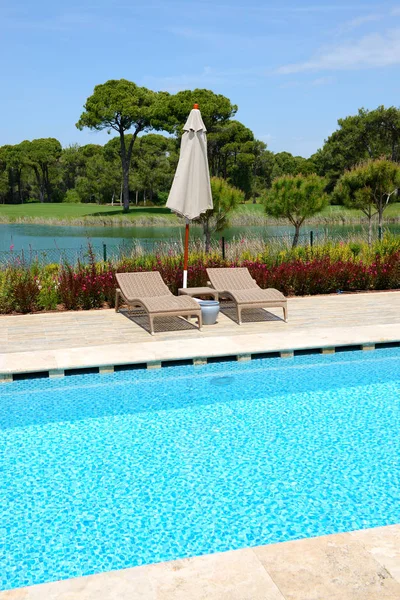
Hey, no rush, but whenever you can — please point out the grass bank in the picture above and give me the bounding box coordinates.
[0,204,179,227]
[1,202,400,228]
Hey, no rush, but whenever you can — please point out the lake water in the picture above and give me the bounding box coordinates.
[1,222,399,254]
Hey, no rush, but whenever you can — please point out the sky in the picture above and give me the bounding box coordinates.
[1,0,400,157]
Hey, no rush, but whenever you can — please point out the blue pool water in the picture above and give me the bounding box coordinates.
[1,348,400,590]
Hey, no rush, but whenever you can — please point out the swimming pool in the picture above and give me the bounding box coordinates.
[1,347,399,590]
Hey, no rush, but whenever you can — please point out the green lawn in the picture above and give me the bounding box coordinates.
[0,203,177,221]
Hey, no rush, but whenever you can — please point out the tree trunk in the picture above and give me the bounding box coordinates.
[8,168,15,203]
[119,125,141,213]
[135,190,139,205]
[44,165,51,202]
[119,131,130,212]
[33,166,45,203]
[378,204,384,229]
[122,162,130,212]
[368,216,372,246]
[292,225,301,248]
[16,170,23,204]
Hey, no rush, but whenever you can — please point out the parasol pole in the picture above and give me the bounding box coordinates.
[182,103,199,289]
[183,217,190,288]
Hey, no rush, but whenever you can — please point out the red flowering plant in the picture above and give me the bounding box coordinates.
[368,251,400,290]
[3,266,39,313]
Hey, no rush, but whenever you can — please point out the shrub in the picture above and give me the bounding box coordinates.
[64,189,81,203]
[368,251,400,290]
[0,270,13,314]
[6,267,39,313]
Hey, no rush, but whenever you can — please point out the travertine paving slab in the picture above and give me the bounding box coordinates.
[351,524,400,584]
[0,549,285,600]
[254,532,400,600]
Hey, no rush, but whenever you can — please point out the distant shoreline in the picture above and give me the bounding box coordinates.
[1,202,400,228]
[1,215,400,228]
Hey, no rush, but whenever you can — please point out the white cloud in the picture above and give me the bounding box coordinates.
[277,29,400,73]
[311,76,335,86]
[143,66,262,93]
[278,80,301,89]
[338,13,382,33]
[165,26,278,50]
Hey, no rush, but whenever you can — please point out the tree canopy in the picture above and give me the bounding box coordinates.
[264,174,328,247]
[76,79,173,211]
[333,158,400,243]
[20,138,62,203]
[168,88,237,133]
[197,177,244,252]
[313,106,400,190]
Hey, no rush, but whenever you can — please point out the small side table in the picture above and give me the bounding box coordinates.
[178,287,219,301]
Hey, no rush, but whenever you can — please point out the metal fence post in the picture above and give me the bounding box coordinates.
[103,243,107,262]
[221,236,225,260]
[310,231,314,248]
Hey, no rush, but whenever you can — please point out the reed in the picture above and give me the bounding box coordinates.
[1,205,400,228]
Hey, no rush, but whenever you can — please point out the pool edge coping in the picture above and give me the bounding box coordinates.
[1,339,399,383]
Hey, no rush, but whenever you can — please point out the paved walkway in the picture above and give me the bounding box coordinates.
[2,525,400,599]
[1,291,399,376]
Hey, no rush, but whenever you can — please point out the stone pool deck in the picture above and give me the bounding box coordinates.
[1,291,400,378]
[2,525,400,599]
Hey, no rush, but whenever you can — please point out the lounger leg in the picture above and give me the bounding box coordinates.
[198,311,202,331]
[115,289,120,313]
[237,304,242,325]
[149,315,155,335]
[283,304,288,322]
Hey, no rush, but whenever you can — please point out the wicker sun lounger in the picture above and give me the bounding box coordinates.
[206,267,287,324]
[115,272,202,335]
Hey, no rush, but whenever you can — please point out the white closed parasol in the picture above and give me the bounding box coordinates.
[167,104,213,287]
